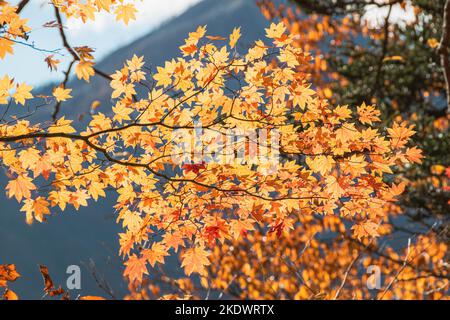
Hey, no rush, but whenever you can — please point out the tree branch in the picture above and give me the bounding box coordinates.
[16,0,30,14]
[438,0,450,114]
[53,5,112,81]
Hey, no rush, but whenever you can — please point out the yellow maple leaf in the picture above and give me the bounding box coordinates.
[0,74,13,104]
[0,37,14,59]
[115,4,137,25]
[127,54,144,72]
[333,105,352,120]
[265,22,286,39]
[75,60,95,82]
[53,86,72,102]
[18,148,40,170]
[229,27,241,49]
[306,155,335,175]
[87,181,106,201]
[20,197,50,224]
[12,82,33,105]
[154,66,173,87]
[6,175,36,202]
[48,116,76,133]
[95,0,112,12]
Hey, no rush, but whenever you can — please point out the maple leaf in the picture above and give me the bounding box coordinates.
[142,243,169,267]
[115,4,137,25]
[119,232,135,257]
[6,175,36,202]
[387,122,416,149]
[18,148,40,170]
[48,116,76,133]
[74,46,95,60]
[180,43,198,57]
[33,156,52,179]
[181,246,211,276]
[229,27,241,48]
[268,220,285,238]
[0,74,13,103]
[0,264,20,287]
[87,181,106,201]
[75,60,95,82]
[37,265,68,298]
[182,163,207,174]
[405,147,424,164]
[306,155,335,175]
[325,175,345,199]
[124,254,148,283]
[68,189,90,210]
[38,265,54,293]
[95,0,112,12]
[53,85,72,102]
[229,219,255,239]
[333,105,352,120]
[154,65,173,87]
[20,197,51,224]
[49,189,70,211]
[120,210,142,232]
[127,54,144,72]
[12,82,33,105]
[357,102,381,125]
[351,221,380,240]
[45,55,60,71]
[163,232,185,252]
[186,25,207,44]
[0,37,14,59]
[265,22,286,39]
[382,182,406,201]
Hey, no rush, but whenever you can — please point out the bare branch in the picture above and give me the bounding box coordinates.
[16,0,30,14]
[438,0,450,114]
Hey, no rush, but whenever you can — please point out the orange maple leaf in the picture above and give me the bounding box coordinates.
[181,246,211,276]
[124,254,148,283]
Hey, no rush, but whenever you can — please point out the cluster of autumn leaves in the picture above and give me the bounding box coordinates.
[0,1,448,300]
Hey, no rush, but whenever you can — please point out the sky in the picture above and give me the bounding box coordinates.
[1,0,414,87]
[2,0,202,86]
